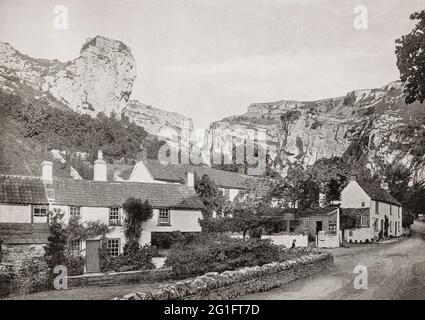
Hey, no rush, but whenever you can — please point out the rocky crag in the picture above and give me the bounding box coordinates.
[206,81,425,181]
[0,36,192,138]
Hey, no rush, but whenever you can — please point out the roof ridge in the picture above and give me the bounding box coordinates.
[0,174,43,180]
[145,158,248,176]
[53,177,196,189]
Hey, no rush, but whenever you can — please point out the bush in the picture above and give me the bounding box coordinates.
[151,231,198,249]
[12,257,51,294]
[65,254,85,276]
[0,272,12,297]
[99,244,157,273]
[164,234,280,277]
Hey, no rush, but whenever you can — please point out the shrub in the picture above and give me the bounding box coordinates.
[99,243,157,273]
[12,257,51,294]
[164,234,280,277]
[151,231,198,249]
[0,271,11,297]
[64,254,85,276]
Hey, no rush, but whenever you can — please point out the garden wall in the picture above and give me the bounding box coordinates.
[344,227,374,243]
[119,252,333,300]
[67,268,174,288]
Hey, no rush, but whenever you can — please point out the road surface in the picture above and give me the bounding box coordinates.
[240,237,425,300]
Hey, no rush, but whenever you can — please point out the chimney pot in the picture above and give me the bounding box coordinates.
[350,174,357,181]
[94,150,107,181]
[41,161,53,181]
[185,171,195,188]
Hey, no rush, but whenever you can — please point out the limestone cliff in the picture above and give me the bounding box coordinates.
[207,81,425,180]
[0,36,136,116]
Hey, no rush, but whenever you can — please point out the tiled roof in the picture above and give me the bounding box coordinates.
[0,175,48,205]
[143,159,251,189]
[297,206,339,218]
[341,208,370,216]
[53,178,204,210]
[0,223,50,244]
[357,181,402,206]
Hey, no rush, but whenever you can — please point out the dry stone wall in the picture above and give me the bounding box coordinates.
[119,252,333,300]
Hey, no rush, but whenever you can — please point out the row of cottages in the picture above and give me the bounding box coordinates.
[340,174,403,243]
[0,151,205,273]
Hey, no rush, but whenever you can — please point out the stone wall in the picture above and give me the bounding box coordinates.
[119,252,333,300]
[1,244,45,270]
[67,268,174,288]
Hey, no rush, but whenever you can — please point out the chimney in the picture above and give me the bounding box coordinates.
[350,173,357,181]
[93,150,107,181]
[41,161,53,181]
[185,171,194,188]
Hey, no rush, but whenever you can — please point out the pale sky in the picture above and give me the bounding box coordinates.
[0,0,423,128]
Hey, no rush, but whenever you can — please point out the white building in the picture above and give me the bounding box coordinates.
[0,151,204,273]
[341,174,403,243]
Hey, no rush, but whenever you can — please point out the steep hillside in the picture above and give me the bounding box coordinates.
[0,37,195,176]
[0,36,193,138]
[207,81,425,181]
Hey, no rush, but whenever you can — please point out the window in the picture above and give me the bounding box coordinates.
[289,220,296,233]
[390,221,393,233]
[158,209,170,225]
[361,202,365,207]
[328,221,337,234]
[32,205,48,223]
[70,240,80,256]
[390,205,392,215]
[106,239,120,257]
[69,206,81,218]
[361,215,368,227]
[398,206,400,218]
[109,207,121,226]
[375,201,379,214]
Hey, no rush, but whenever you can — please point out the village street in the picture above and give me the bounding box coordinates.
[240,237,425,300]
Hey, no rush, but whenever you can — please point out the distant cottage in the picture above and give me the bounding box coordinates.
[341,174,403,243]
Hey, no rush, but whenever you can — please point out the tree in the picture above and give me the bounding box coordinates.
[396,10,425,104]
[382,163,412,203]
[122,197,153,253]
[44,212,67,269]
[194,174,227,219]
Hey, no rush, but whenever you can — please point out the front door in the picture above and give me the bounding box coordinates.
[316,221,323,234]
[86,240,101,273]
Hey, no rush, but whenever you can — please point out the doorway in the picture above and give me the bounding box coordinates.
[85,240,101,273]
[316,221,323,234]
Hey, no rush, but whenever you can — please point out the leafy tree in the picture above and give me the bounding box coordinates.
[44,212,67,269]
[382,163,412,203]
[122,197,153,253]
[396,10,425,104]
[194,174,228,219]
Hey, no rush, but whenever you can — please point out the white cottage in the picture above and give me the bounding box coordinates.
[0,152,205,273]
[341,174,403,243]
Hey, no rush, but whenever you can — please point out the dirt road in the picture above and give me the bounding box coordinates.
[240,237,425,300]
